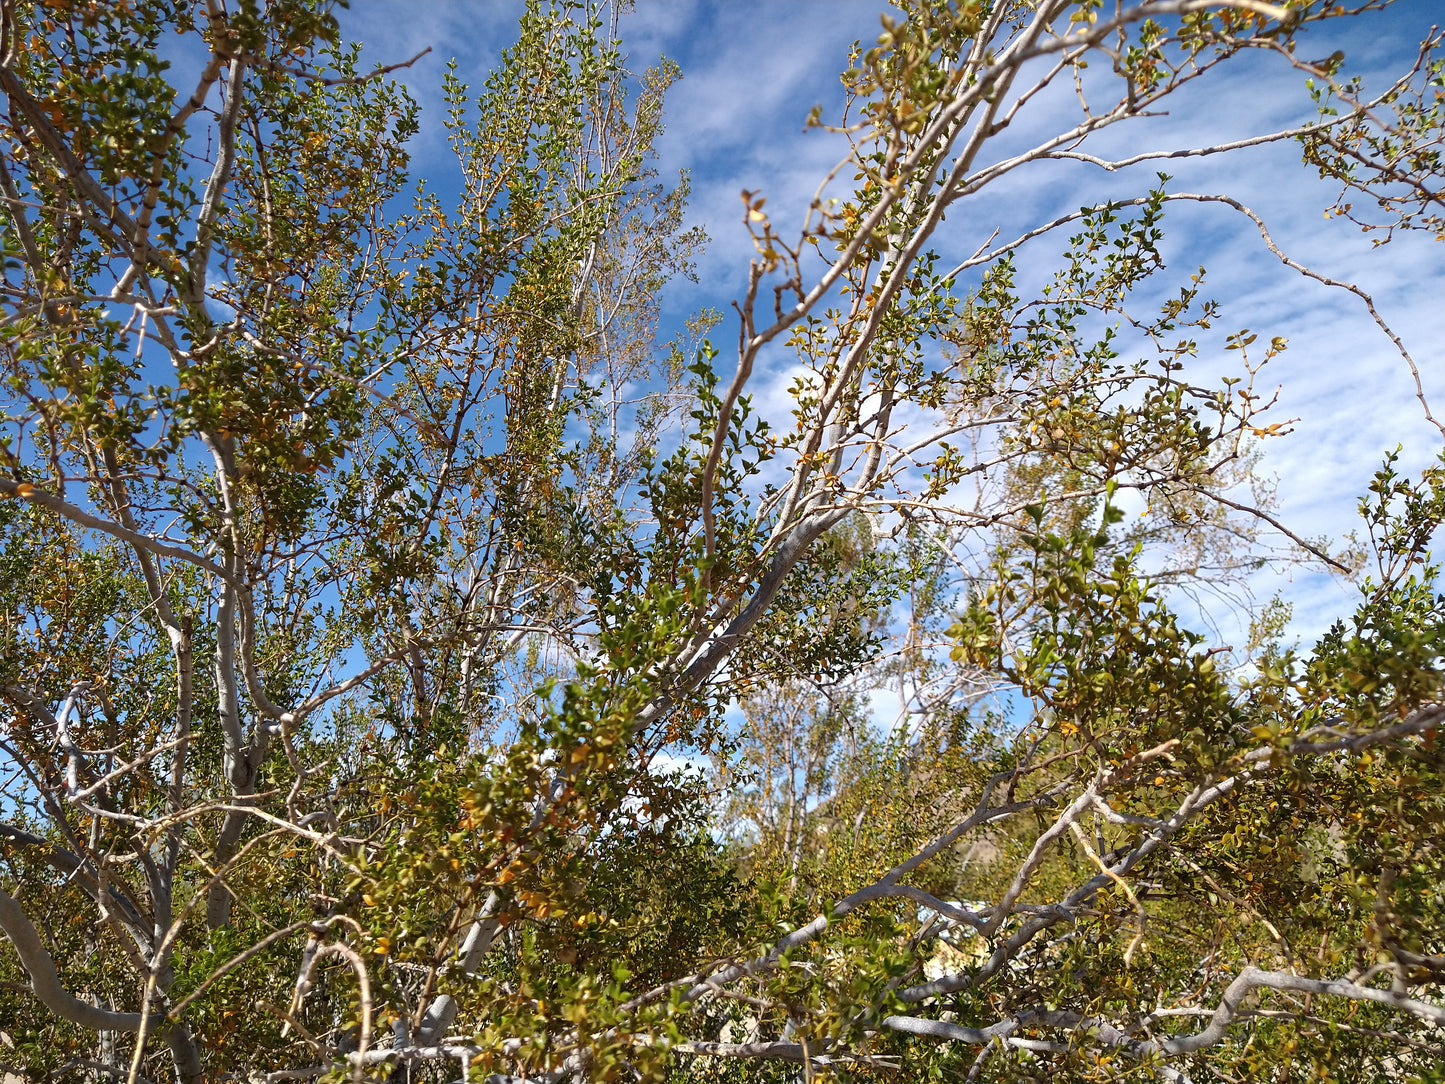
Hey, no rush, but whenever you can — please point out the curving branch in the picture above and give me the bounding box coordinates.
[0,479,233,582]
[1154,965,1445,1055]
[0,883,144,1032]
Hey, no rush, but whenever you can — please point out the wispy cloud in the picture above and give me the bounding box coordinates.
[333,1,1442,650]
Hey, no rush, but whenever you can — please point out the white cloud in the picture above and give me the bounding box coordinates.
[331,1,1443,659]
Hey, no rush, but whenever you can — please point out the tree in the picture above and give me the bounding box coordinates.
[0,1,1441,1082]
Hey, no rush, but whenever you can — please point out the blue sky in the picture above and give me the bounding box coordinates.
[334,0,1444,659]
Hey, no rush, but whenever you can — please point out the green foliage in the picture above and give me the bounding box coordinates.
[1,1,1442,1083]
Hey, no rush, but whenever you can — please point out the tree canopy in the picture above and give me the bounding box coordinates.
[1,1,1443,1083]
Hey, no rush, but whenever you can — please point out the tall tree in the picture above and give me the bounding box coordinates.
[0,1,1440,1082]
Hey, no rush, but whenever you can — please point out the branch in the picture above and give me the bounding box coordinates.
[0,479,233,581]
[0,883,145,1032]
[186,54,247,306]
[1156,965,1445,1055]
[0,821,150,936]
[1206,491,1350,572]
